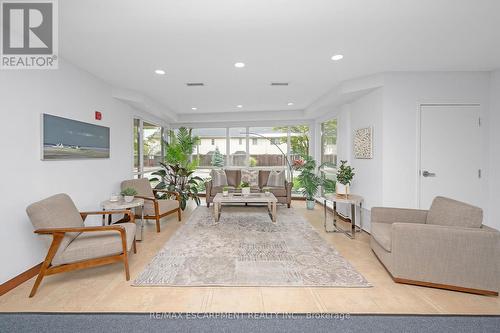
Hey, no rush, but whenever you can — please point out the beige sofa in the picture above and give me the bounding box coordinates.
[370,196,499,295]
[205,169,292,208]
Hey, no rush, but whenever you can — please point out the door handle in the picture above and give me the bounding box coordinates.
[422,170,436,177]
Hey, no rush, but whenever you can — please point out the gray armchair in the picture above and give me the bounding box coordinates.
[26,194,137,297]
[370,196,499,296]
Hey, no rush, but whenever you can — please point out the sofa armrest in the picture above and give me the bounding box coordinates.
[391,223,500,292]
[371,207,428,224]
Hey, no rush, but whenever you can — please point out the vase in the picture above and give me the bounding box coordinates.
[124,195,134,203]
[241,187,250,196]
[223,190,229,196]
[306,199,315,210]
[336,183,349,197]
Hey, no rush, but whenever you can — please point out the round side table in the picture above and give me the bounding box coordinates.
[101,198,145,241]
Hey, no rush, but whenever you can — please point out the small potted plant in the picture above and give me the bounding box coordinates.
[222,186,230,196]
[336,160,355,197]
[262,187,271,196]
[240,181,251,196]
[121,187,138,203]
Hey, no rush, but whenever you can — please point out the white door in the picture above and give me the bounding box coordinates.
[419,105,481,209]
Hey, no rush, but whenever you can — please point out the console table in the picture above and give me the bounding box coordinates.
[323,194,363,239]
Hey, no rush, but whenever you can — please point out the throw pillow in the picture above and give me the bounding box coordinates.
[266,170,286,187]
[210,169,228,187]
[240,169,259,187]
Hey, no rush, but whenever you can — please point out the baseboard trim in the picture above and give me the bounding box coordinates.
[0,263,41,297]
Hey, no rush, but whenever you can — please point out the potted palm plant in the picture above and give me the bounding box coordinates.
[336,160,355,197]
[295,156,336,210]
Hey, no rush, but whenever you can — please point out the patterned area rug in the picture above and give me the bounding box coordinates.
[133,206,371,287]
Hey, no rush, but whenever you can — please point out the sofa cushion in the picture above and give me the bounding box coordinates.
[371,222,392,252]
[210,169,228,187]
[266,170,286,187]
[259,170,271,188]
[241,169,259,187]
[225,170,240,187]
[267,186,287,197]
[143,199,179,216]
[427,196,483,228]
[52,222,136,266]
[26,193,84,257]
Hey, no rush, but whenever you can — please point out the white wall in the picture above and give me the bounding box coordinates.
[489,70,500,230]
[381,72,490,217]
[0,60,166,284]
[325,72,493,231]
[333,89,383,231]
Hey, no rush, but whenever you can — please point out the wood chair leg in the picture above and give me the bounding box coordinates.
[30,233,63,297]
[155,216,161,233]
[177,208,182,221]
[287,203,291,208]
[123,255,130,281]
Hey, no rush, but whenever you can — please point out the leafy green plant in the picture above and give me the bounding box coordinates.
[294,156,336,201]
[164,127,200,170]
[336,160,355,185]
[239,181,250,188]
[249,156,257,167]
[223,186,230,191]
[150,162,203,210]
[262,187,271,192]
[121,187,138,196]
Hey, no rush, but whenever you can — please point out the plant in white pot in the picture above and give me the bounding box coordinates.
[336,160,355,197]
[263,187,271,196]
[222,186,229,196]
[121,187,138,203]
[239,182,251,196]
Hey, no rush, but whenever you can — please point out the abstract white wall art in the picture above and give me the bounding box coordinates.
[354,127,373,159]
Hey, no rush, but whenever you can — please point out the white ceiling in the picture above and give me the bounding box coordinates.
[60,0,500,120]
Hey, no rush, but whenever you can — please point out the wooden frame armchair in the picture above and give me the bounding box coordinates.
[121,179,182,233]
[26,194,137,297]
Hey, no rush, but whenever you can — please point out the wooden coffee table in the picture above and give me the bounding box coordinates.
[213,193,278,223]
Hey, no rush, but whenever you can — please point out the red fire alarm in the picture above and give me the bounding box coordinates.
[95,111,102,120]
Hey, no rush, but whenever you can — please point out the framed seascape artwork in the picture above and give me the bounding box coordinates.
[41,114,110,160]
[353,127,373,159]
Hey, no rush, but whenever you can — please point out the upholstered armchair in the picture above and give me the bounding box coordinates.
[121,178,181,233]
[26,193,137,297]
[370,196,500,295]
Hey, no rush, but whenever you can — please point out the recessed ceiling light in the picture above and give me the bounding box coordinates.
[155,69,165,75]
[236,105,243,108]
[191,107,197,110]
[331,54,344,61]
[287,102,294,106]
[234,62,245,68]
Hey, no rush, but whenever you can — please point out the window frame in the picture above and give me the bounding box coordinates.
[132,118,166,179]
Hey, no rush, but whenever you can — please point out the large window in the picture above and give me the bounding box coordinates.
[133,118,165,179]
[320,119,337,195]
[169,125,312,197]
[248,127,288,167]
[192,128,227,168]
[229,128,247,166]
[321,119,337,165]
